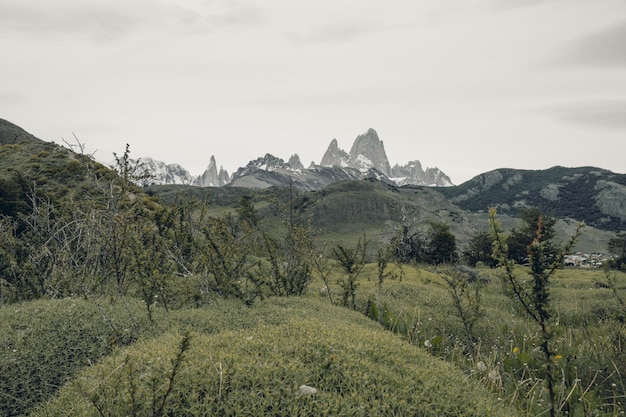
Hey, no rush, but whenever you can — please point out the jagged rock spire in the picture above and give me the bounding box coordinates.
[288,154,304,170]
[320,138,349,167]
[348,128,392,176]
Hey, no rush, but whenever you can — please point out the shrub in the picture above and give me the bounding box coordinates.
[33,318,518,417]
[0,297,154,417]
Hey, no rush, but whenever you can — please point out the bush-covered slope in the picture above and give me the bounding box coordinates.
[0,118,41,146]
[1,295,521,417]
[438,166,626,231]
[29,307,516,417]
[0,118,119,219]
[0,298,155,417]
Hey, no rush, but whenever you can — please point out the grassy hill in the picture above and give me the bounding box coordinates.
[0,118,120,218]
[4,292,518,417]
[3,266,625,416]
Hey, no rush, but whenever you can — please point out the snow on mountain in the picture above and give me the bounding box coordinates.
[141,157,195,185]
[320,129,451,187]
[140,128,452,189]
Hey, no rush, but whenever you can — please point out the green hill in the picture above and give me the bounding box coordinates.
[3,295,520,417]
[438,166,626,231]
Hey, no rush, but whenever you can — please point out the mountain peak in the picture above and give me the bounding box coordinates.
[288,154,304,170]
[348,128,391,176]
[320,138,349,167]
[0,118,41,146]
[196,155,227,187]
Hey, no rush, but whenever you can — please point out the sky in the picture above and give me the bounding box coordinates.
[1,0,625,185]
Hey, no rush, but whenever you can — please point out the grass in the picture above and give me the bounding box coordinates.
[2,266,625,416]
[352,264,626,416]
[31,317,515,417]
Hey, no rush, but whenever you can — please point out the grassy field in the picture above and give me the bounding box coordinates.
[2,265,625,416]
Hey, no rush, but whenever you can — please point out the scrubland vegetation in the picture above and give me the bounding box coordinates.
[1,142,626,416]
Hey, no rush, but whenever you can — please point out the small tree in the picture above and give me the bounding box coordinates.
[491,207,584,417]
[424,222,458,265]
[606,232,626,271]
[507,207,558,265]
[258,181,313,297]
[389,205,423,263]
[462,230,498,267]
[441,266,484,346]
[333,232,369,310]
[307,242,335,305]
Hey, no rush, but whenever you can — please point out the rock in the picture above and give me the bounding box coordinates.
[320,138,349,167]
[288,154,304,170]
[348,128,392,176]
[218,166,230,185]
[141,157,195,186]
[196,155,220,187]
[298,385,318,396]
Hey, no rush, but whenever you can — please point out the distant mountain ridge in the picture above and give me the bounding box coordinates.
[438,166,626,231]
[147,128,452,190]
[142,156,230,187]
[1,117,625,249]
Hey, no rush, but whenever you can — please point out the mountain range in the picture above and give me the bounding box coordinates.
[1,117,625,254]
[143,128,452,190]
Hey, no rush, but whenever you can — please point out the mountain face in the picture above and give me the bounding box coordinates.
[347,128,392,176]
[391,161,453,187]
[142,155,230,187]
[437,166,626,231]
[320,139,349,168]
[288,154,305,170]
[136,127,450,190]
[225,152,395,191]
[196,156,230,187]
[319,129,451,187]
[320,129,392,175]
[142,158,195,186]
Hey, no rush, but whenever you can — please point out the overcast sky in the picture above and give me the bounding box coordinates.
[1,0,625,184]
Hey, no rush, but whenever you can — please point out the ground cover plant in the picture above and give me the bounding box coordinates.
[30,315,515,417]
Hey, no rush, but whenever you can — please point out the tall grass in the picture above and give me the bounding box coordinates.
[353,263,626,416]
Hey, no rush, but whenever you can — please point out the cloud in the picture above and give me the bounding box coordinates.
[204,6,264,27]
[549,20,626,68]
[287,21,380,44]
[488,0,563,12]
[0,91,27,105]
[0,0,149,42]
[0,1,264,43]
[536,99,626,130]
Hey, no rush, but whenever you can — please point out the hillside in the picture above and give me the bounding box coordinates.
[0,118,42,146]
[0,118,118,213]
[148,177,616,254]
[438,166,626,232]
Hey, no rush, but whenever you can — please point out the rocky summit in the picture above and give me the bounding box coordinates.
[196,156,230,187]
[319,128,452,188]
[347,128,392,176]
[137,127,452,189]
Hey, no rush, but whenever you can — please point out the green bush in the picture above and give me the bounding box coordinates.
[0,297,155,417]
[2,296,373,416]
[32,319,517,417]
